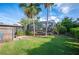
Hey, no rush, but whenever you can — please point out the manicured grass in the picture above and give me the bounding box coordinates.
[0,35,79,55]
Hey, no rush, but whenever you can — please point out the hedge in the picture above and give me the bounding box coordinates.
[70,27,79,39]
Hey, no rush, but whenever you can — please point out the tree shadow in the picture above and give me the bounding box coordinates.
[22,35,79,55]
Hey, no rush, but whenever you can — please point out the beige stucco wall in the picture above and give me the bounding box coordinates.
[0,27,16,41]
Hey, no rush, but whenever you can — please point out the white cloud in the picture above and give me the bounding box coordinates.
[56,3,72,15]
[60,6,70,14]
[40,16,60,23]
[15,22,22,26]
[56,3,62,8]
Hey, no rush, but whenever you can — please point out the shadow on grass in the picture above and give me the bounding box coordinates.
[22,35,79,55]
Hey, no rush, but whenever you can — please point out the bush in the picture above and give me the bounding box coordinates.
[53,23,67,35]
[59,26,67,34]
[70,27,79,39]
[16,29,25,36]
[25,30,32,35]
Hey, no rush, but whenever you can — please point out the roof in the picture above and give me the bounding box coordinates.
[0,24,22,27]
[74,20,79,24]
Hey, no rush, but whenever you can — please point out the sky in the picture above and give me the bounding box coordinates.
[0,3,25,25]
[0,3,79,24]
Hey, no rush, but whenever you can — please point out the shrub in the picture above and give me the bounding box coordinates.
[53,23,67,35]
[59,26,67,34]
[16,29,25,36]
[25,30,32,35]
[70,27,79,39]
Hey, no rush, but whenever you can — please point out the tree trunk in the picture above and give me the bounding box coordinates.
[32,17,35,36]
[45,7,49,36]
[27,16,32,31]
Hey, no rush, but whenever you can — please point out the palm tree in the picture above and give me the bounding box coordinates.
[44,3,54,36]
[20,3,41,36]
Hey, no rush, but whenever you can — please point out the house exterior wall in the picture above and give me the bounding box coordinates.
[0,26,15,41]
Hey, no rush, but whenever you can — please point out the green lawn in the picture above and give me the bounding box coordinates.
[0,35,79,55]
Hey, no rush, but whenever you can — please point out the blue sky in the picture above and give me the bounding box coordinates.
[0,3,79,24]
[0,3,25,24]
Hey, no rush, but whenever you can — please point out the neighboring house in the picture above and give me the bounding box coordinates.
[74,20,79,24]
[28,20,56,35]
[0,24,22,41]
[73,19,79,27]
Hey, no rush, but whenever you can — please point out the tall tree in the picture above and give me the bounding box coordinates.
[44,3,54,36]
[61,17,73,32]
[20,3,41,36]
[19,18,32,31]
